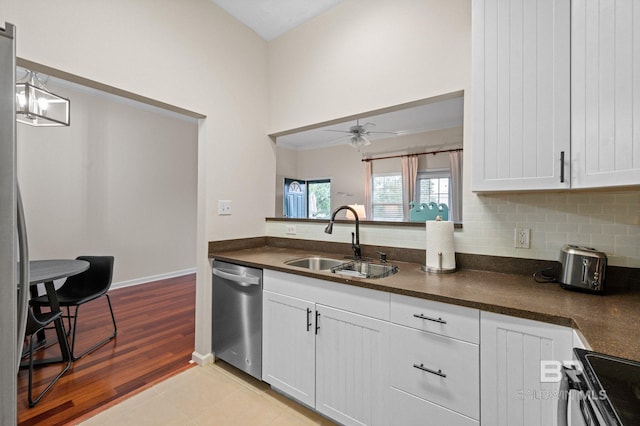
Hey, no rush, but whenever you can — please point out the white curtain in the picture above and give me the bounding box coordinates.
[364,161,372,218]
[449,150,463,222]
[401,155,418,221]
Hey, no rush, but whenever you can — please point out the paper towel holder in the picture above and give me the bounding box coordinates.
[421,251,457,274]
[423,215,456,273]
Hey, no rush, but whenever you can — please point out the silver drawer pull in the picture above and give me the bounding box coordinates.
[413,313,447,324]
[413,363,447,378]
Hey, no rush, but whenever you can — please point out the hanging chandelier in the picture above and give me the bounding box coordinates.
[16,70,70,127]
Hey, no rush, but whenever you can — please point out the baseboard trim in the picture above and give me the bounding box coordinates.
[111,268,196,290]
[192,351,214,366]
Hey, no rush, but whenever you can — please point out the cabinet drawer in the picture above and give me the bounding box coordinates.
[389,387,478,426]
[390,293,479,343]
[390,324,479,420]
[264,269,390,320]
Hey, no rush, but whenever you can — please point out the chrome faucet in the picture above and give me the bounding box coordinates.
[324,205,361,259]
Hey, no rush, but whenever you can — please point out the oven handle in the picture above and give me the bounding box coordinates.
[557,367,571,426]
[558,366,585,426]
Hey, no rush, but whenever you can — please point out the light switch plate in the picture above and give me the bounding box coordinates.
[218,200,232,215]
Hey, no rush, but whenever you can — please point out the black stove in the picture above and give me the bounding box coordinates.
[574,348,640,425]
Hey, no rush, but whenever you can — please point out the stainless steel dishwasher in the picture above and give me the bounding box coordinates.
[211,260,262,379]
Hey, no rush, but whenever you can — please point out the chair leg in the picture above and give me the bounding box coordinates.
[27,318,72,407]
[65,306,73,338]
[68,294,118,361]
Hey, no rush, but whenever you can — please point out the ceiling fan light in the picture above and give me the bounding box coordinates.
[349,134,371,148]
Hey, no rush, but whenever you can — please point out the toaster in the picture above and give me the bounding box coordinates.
[559,245,607,293]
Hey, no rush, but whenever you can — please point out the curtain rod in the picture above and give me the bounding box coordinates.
[361,147,463,162]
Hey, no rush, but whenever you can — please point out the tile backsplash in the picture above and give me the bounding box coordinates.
[267,190,640,268]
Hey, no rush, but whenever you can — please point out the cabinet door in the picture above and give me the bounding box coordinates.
[480,311,573,426]
[571,0,640,188]
[472,0,571,191]
[315,305,390,426]
[262,290,316,407]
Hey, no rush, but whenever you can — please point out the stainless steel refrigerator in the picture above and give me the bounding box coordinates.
[1,22,30,424]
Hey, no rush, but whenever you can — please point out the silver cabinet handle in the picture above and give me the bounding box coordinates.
[413,363,447,378]
[413,313,447,324]
[212,268,260,286]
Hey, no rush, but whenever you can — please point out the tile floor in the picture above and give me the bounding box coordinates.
[79,361,336,425]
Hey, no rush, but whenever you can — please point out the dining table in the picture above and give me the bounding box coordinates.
[27,259,89,364]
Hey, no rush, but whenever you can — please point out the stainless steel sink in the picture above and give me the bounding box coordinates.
[331,260,398,279]
[284,256,346,270]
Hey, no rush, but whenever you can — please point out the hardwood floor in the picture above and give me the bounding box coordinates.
[17,274,196,426]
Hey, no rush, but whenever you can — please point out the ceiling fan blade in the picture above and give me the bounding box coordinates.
[324,129,351,133]
[368,130,398,135]
[325,134,351,144]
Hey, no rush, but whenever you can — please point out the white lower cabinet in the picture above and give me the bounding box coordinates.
[315,305,389,426]
[480,311,573,426]
[390,324,479,420]
[262,270,579,426]
[262,270,390,426]
[262,290,316,407]
[388,295,480,426]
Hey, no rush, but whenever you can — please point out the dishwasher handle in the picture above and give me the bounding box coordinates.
[212,268,261,286]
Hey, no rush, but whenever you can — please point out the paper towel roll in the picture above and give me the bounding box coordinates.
[425,220,456,272]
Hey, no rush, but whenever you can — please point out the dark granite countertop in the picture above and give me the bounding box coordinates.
[209,244,640,363]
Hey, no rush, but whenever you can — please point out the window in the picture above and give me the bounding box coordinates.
[416,170,451,206]
[307,179,331,219]
[372,174,403,221]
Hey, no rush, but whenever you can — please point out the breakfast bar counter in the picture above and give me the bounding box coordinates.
[209,243,640,363]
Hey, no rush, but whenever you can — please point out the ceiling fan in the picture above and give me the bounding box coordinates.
[324,120,398,148]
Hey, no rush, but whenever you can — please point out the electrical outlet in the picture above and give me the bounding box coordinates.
[218,200,232,215]
[286,225,296,235]
[514,228,530,249]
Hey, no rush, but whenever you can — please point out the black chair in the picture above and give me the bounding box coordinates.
[23,307,72,407]
[31,256,117,361]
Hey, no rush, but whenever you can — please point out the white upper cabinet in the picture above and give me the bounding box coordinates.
[571,0,640,188]
[472,0,571,191]
[473,0,640,191]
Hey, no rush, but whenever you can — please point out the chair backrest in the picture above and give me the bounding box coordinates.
[57,256,115,300]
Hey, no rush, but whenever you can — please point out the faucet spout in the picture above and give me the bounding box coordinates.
[325,205,361,259]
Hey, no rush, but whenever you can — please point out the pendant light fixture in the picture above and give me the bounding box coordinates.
[16,70,70,126]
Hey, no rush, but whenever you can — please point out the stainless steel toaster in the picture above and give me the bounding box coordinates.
[559,245,607,293]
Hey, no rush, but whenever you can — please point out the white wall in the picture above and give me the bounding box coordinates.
[2,0,273,240]
[267,0,640,268]
[268,0,470,132]
[17,79,198,284]
[1,0,272,362]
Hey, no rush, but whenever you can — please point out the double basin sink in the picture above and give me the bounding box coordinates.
[284,256,398,279]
